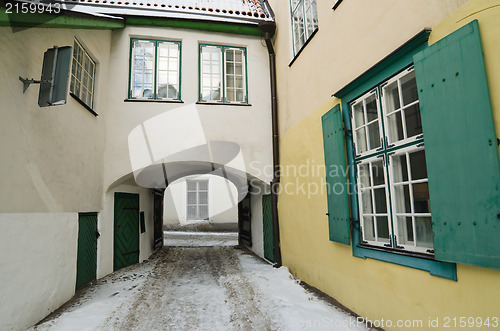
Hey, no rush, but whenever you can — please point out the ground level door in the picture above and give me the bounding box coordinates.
[262,194,275,263]
[153,189,164,250]
[238,192,252,246]
[76,212,98,290]
[114,193,139,271]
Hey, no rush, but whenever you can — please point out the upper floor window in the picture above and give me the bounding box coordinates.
[129,39,181,100]
[70,39,96,111]
[352,67,432,254]
[290,0,318,58]
[199,45,248,104]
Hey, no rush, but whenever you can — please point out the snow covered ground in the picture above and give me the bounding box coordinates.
[164,231,238,247]
[32,236,369,331]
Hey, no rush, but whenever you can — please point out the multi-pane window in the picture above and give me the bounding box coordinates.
[200,45,247,104]
[290,0,318,57]
[130,39,180,100]
[186,180,209,220]
[70,39,96,110]
[353,67,432,254]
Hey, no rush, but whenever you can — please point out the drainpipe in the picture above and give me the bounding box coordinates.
[258,19,282,267]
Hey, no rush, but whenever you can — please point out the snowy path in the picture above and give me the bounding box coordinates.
[33,247,369,331]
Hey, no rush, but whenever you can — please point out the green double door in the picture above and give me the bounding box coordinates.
[114,193,140,271]
[262,194,275,263]
[76,213,98,290]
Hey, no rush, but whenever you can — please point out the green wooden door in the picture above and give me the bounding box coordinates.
[114,193,140,271]
[262,194,275,262]
[76,213,97,290]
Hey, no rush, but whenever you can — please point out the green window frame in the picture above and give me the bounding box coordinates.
[289,0,318,58]
[128,38,182,101]
[70,39,96,112]
[198,44,248,104]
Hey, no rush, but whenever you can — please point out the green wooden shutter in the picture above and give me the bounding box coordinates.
[413,20,500,269]
[322,104,350,244]
[262,194,275,262]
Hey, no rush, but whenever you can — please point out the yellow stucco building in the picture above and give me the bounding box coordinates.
[270,0,500,328]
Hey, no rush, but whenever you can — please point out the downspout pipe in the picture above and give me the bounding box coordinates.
[258,20,282,267]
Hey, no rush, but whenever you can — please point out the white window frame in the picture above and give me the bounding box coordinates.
[289,0,318,58]
[380,68,423,149]
[70,39,96,110]
[129,39,181,101]
[354,68,433,255]
[199,45,247,104]
[350,90,384,158]
[186,179,209,220]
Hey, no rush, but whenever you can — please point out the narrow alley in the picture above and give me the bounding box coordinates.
[32,237,369,331]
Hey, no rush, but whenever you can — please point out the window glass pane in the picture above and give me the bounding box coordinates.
[199,192,208,204]
[387,111,404,143]
[373,188,387,213]
[367,122,381,150]
[355,127,367,154]
[415,217,433,248]
[361,190,373,214]
[401,71,418,106]
[404,104,423,138]
[198,181,208,191]
[413,182,430,213]
[353,102,364,128]
[187,206,197,219]
[376,216,390,242]
[143,85,153,98]
[365,94,378,122]
[391,154,408,183]
[363,216,375,241]
[358,164,370,188]
[384,81,400,113]
[187,181,197,190]
[397,216,414,245]
[371,160,385,186]
[187,192,197,204]
[394,185,411,213]
[409,150,428,180]
[199,205,209,219]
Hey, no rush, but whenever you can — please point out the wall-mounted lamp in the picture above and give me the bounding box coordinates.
[19,45,72,107]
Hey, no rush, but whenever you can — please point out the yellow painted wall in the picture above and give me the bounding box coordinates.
[276,0,500,329]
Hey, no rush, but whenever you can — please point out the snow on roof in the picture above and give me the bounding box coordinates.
[57,0,274,25]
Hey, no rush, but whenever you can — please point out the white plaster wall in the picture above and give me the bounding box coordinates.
[99,184,155,278]
[103,26,273,192]
[0,27,110,213]
[0,213,78,331]
[163,175,238,224]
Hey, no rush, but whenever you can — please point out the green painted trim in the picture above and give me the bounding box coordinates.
[334,29,431,99]
[335,32,457,280]
[198,44,248,104]
[128,38,182,101]
[125,17,264,36]
[0,8,123,29]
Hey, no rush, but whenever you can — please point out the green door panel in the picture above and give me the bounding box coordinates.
[114,193,140,271]
[322,104,351,245]
[76,213,97,290]
[262,194,275,262]
[413,20,500,269]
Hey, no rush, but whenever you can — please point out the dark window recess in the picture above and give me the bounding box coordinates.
[140,211,146,233]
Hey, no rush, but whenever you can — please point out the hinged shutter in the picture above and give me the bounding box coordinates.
[413,20,500,269]
[322,104,350,244]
